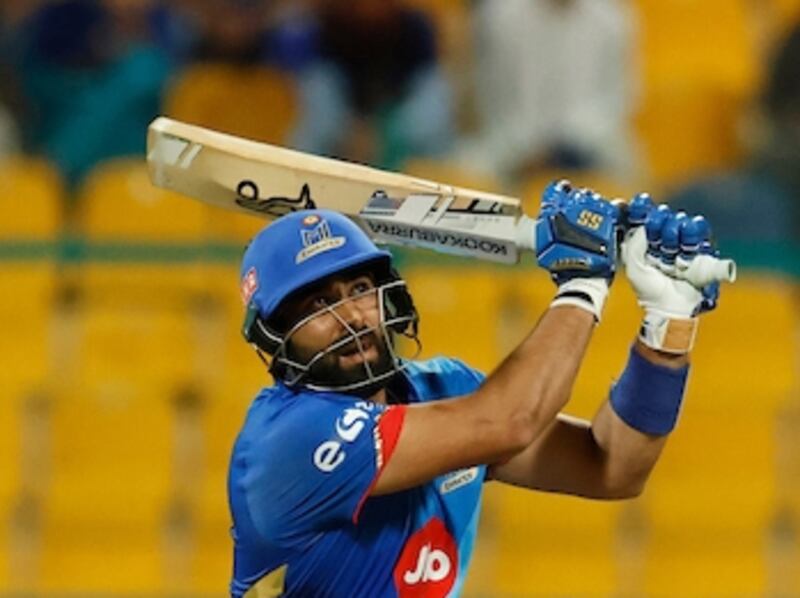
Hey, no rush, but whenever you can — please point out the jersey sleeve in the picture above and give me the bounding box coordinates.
[243,396,406,547]
[450,358,486,388]
[403,357,486,402]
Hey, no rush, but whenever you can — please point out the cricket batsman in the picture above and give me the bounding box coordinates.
[228,181,721,597]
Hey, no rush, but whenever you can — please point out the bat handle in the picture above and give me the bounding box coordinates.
[515,214,737,285]
[515,215,537,253]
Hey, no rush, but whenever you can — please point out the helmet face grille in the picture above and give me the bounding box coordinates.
[245,277,420,394]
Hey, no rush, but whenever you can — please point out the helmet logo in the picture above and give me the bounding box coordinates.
[302,214,320,226]
[296,219,346,264]
[241,267,259,305]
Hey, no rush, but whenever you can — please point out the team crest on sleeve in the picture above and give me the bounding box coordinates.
[296,218,346,264]
[241,267,259,305]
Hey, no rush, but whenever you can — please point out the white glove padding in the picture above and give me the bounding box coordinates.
[551,278,609,322]
[621,226,703,353]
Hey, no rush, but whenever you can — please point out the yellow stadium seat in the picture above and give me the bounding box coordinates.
[38,538,164,594]
[72,300,200,389]
[165,63,298,145]
[203,375,263,476]
[46,387,173,521]
[0,394,20,590]
[207,209,266,245]
[190,520,232,595]
[205,268,250,380]
[643,410,776,530]
[483,483,623,597]
[74,159,212,310]
[0,264,57,392]
[633,0,761,185]
[635,85,747,187]
[189,374,257,594]
[403,266,557,373]
[0,157,62,239]
[40,386,174,592]
[492,548,619,597]
[690,276,797,409]
[635,0,759,92]
[192,264,264,592]
[187,262,281,590]
[404,267,503,370]
[77,159,209,243]
[0,158,61,592]
[0,158,61,406]
[644,547,767,598]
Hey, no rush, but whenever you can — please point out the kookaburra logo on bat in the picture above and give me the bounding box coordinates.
[235,181,317,217]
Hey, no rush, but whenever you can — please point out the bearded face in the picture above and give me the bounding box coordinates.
[268,270,418,394]
[290,325,395,389]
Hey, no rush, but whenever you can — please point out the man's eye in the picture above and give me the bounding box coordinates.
[311,296,332,309]
[352,281,373,295]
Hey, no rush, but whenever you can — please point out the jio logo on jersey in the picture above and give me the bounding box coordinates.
[394,517,457,597]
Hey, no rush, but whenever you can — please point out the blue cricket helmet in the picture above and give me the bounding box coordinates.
[240,209,392,323]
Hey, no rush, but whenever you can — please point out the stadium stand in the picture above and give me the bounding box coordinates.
[31,159,215,592]
[634,0,761,187]
[0,158,62,590]
[164,64,298,145]
[0,158,62,239]
[40,384,173,594]
[404,157,506,195]
[1,1,799,594]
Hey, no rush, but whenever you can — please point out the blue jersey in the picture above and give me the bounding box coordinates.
[228,357,486,597]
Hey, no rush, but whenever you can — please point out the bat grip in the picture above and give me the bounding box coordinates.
[515,215,537,252]
[516,215,736,285]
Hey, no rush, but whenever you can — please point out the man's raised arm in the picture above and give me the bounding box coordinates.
[488,196,725,499]
[373,182,621,495]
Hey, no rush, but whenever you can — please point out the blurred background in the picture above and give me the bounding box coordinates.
[0,0,798,596]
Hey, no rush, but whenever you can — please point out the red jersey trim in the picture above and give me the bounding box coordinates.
[352,405,407,524]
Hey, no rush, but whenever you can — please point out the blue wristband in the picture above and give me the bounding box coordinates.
[609,345,689,435]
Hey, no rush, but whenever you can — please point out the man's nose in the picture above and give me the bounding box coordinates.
[333,297,365,329]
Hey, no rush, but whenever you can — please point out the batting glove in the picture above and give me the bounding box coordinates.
[621,194,720,353]
[535,180,621,321]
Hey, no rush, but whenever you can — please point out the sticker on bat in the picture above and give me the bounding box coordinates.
[364,220,511,259]
[447,198,506,215]
[235,182,317,217]
[361,191,404,215]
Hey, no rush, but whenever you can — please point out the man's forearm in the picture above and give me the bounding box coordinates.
[589,402,667,497]
[591,341,690,496]
[474,305,596,446]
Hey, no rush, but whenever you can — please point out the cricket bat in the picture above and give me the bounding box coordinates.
[146,117,735,285]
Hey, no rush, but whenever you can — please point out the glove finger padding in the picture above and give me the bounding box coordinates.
[541,179,573,210]
[677,216,720,313]
[622,204,718,354]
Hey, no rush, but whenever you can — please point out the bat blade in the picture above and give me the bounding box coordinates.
[146,117,530,263]
[146,117,736,284]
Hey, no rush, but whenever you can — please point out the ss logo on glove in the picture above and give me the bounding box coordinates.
[576,210,604,231]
